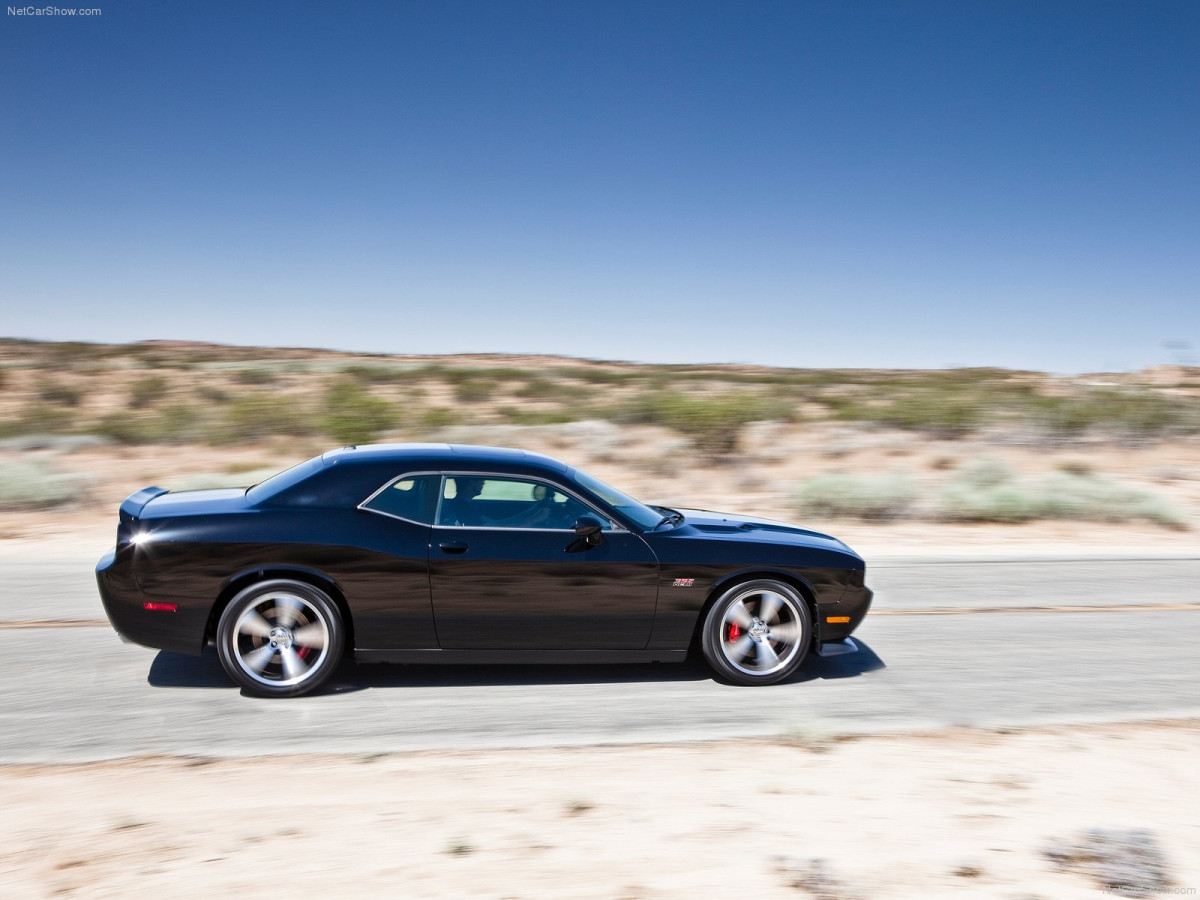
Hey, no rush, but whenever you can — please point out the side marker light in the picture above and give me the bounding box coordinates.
[144,602,178,612]
[826,616,851,624]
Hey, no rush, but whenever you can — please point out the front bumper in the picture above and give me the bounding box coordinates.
[816,637,858,657]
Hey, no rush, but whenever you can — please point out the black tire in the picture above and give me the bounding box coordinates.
[216,579,345,698]
[700,579,811,686]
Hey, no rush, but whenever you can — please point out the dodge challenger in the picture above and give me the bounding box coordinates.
[96,443,873,697]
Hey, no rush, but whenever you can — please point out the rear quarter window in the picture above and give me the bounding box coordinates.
[361,474,439,524]
[261,463,390,509]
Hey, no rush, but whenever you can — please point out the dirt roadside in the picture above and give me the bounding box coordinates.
[2,722,1196,899]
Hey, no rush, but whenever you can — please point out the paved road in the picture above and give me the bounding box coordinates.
[0,555,1197,762]
[6,554,1199,621]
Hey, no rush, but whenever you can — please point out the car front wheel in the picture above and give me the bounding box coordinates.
[216,579,345,698]
[701,579,811,686]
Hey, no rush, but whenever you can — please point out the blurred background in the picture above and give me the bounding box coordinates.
[1,337,1196,550]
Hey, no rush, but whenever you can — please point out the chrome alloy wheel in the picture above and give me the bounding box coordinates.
[718,585,804,677]
[230,590,331,689]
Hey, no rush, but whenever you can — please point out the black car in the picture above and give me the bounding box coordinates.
[97,444,872,697]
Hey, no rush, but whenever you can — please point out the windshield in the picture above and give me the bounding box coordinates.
[245,455,324,501]
[571,468,664,531]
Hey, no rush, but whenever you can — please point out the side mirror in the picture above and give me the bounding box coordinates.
[572,515,604,545]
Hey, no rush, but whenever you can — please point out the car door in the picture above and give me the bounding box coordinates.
[428,474,659,649]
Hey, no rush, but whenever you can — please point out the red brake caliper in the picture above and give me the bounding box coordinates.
[728,622,741,642]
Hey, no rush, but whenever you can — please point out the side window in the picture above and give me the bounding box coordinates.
[361,474,439,524]
[437,476,612,531]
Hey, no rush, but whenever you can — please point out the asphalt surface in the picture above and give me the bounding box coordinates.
[1,554,1198,762]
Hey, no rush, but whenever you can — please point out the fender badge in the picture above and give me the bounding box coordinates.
[672,578,695,587]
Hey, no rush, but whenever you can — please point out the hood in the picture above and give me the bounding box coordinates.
[670,508,860,558]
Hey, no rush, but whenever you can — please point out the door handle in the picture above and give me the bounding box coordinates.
[438,541,469,554]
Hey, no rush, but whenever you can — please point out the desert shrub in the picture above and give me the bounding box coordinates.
[828,389,985,436]
[0,403,74,437]
[1055,458,1093,476]
[129,375,169,408]
[1028,390,1198,437]
[794,473,918,520]
[170,467,283,492]
[201,392,315,445]
[224,459,280,475]
[496,406,579,426]
[515,378,591,403]
[608,390,793,455]
[0,460,86,510]
[45,341,119,366]
[340,364,401,384]
[37,378,84,406]
[320,380,395,444]
[196,385,230,403]
[432,366,531,386]
[417,407,462,428]
[454,379,494,403]
[556,368,638,385]
[96,404,203,445]
[935,459,1187,529]
[1043,828,1172,897]
[233,368,278,386]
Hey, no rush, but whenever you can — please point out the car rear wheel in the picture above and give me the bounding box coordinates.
[216,579,345,698]
[701,579,811,686]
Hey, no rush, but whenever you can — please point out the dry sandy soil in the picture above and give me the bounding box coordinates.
[2,722,1197,899]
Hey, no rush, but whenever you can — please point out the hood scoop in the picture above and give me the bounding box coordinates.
[692,520,763,534]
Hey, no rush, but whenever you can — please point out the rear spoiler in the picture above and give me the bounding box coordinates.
[119,486,169,523]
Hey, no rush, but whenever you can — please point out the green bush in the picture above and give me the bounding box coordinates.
[197,385,230,403]
[828,389,985,436]
[794,473,918,520]
[96,404,203,445]
[233,368,278,386]
[320,380,395,444]
[0,460,86,510]
[0,403,74,437]
[340,364,402,384]
[38,378,84,406]
[129,375,169,408]
[935,459,1188,529]
[207,393,315,444]
[454,379,494,403]
[515,379,591,403]
[1029,390,1197,436]
[607,390,793,455]
[417,407,462,428]
[430,366,532,386]
[171,467,284,492]
[495,406,580,426]
[45,341,119,367]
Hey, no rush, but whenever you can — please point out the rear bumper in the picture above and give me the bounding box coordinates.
[96,548,207,655]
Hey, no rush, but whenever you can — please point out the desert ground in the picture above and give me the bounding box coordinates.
[2,723,1197,899]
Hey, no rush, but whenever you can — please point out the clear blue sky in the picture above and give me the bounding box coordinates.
[3,0,1197,371]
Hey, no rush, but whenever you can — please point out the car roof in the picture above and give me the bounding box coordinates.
[320,443,570,473]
